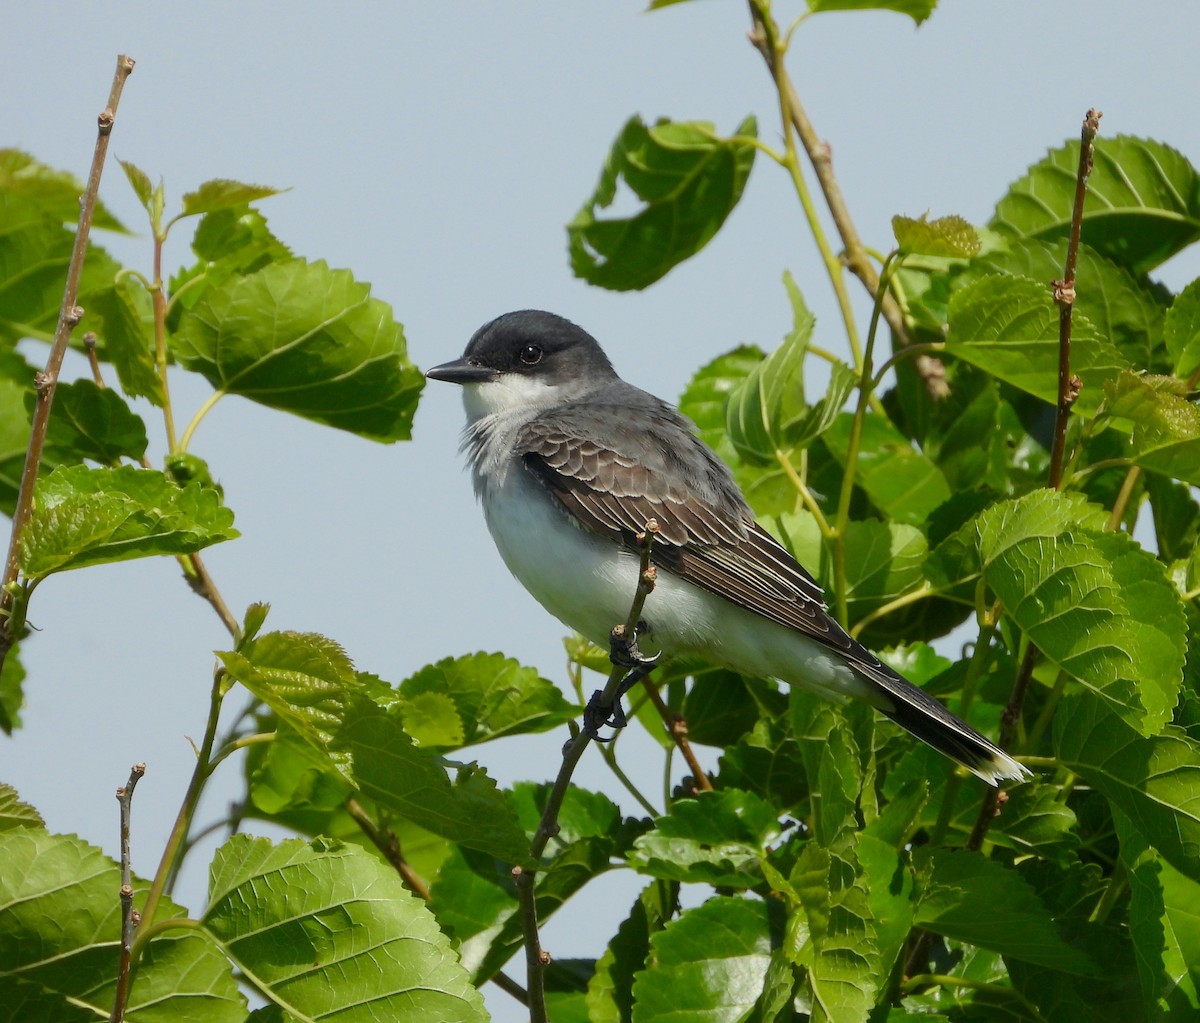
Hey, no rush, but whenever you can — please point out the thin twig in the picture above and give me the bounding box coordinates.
[639,682,713,792]
[182,552,240,637]
[346,798,431,900]
[109,762,146,1023]
[1048,108,1101,488]
[84,332,106,387]
[516,522,660,1023]
[0,54,135,675]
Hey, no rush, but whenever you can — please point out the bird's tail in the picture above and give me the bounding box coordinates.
[856,661,1029,786]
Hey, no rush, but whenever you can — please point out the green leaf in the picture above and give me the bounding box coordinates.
[628,789,783,887]
[587,880,677,1023]
[336,700,530,863]
[397,652,576,748]
[914,848,1095,973]
[716,716,810,811]
[173,257,423,441]
[683,669,785,748]
[941,489,1186,734]
[823,413,952,525]
[0,148,126,231]
[972,236,1169,370]
[631,895,774,1023]
[0,828,244,1021]
[0,639,24,734]
[842,517,927,624]
[569,115,757,291]
[892,214,981,257]
[87,274,162,405]
[203,835,485,1023]
[992,135,1200,274]
[19,464,237,577]
[787,834,882,1022]
[38,378,147,465]
[806,0,937,24]
[1055,692,1200,883]
[179,178,287,218]
[118,158,153,212]
[0,783,42,831]
[945,274,1127,416]
[1166,277,1200,379]
[1115,808,1200,1015]
[1103,371,1200,485]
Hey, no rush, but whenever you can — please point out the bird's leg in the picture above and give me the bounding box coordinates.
[583,620,660,740]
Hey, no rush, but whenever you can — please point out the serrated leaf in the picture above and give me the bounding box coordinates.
[19,464,237,577]
[684,669,786,748]
[992,135,1200,274]
[893,214,981,257]
[1103,370,1200,484]
[628,789,783,887]
[569,115,757,290]
[173,257,422,441]
[397,651,576,748]
[217,630,378,781]
[1055,692,1200,883]
[203,835,485,1023]
[0,148,126,231]
[179,178,286,218]
[960,490,1186,734]
[914,848,1094,973]
[0,782,42,831]
[790,834,882,1021]
[946,274,1127,416]
[0,828,244,1021]
[335,700,529,863]
[631,895,774,1023]
[37,378,147,465]
[973,236,1169,369]
[807,0,937,24]
[1166,277,1200,379]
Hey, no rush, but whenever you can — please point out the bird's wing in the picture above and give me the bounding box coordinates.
[516,400,856,654]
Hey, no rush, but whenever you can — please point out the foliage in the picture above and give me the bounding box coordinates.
[3,5,1200,1023]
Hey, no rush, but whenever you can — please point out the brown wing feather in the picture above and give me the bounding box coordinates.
[516,403,852,655]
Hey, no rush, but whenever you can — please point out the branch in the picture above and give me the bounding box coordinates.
[0,54,135,673]
[517,522,660,1023]
[744,5,946,398]
[108,762,146,1023]
[965,107,1101,854]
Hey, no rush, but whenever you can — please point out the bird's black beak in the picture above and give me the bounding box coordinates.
[425,358,497,385]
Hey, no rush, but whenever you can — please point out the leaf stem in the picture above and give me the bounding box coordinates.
[132,666,227,959]
[177,389,226,453]
[0,54,135,678]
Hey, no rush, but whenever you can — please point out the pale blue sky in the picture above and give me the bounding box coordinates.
[5,4,1200,1020]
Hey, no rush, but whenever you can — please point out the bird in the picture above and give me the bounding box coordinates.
[426,310,1029,786]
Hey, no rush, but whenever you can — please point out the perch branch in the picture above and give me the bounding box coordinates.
[108,762,146,1023]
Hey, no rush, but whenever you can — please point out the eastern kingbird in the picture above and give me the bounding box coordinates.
[428,310,1028,786]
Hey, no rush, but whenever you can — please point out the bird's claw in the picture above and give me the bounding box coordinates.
[609,621,660,670]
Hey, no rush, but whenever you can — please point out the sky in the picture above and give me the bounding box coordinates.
[5,3,1200,1021]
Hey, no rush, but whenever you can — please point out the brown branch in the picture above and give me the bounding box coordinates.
[965,108,1101,855]
[84,331,106,387]
[640,681,712,792]
[517,522,660,1023]
[109,762,146,1023]
[1048,108,1101,488]
[0,54,135,671]
[745,5,947,397]
[182,552,240,637]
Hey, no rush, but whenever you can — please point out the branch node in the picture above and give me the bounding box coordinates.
[65,304,85,327]
[98,108,115,135]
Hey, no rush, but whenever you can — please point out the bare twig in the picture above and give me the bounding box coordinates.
[109,762,146,1023]
[517,522,661,1023]
[0,54,135,674]
[346,798,431,900]
[965,108,1101,855]
[83,332,106,387]
[1048,108,1102,489]
[182,552,240,637]
[640,682,713,792]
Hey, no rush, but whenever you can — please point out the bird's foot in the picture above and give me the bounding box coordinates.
[584,627,660,741]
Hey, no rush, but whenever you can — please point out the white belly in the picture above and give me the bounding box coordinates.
[479,471,877,705]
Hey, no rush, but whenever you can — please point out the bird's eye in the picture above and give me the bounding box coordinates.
[519,344,543,365]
